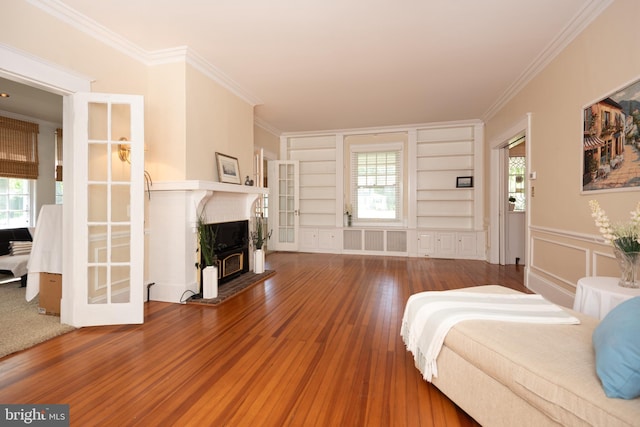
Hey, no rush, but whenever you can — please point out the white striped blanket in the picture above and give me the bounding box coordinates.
[400,291,580,382]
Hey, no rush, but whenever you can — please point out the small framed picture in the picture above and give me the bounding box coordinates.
[456,176,473,188]
[215,152,241,184]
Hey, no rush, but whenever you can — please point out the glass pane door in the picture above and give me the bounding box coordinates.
[269,161,298,251]
[64,93,144,327]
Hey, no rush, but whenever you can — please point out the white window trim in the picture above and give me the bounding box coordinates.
[349,142,404,227]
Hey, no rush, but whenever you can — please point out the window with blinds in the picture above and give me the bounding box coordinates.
[0,116,39,179]
[350,143,402,223]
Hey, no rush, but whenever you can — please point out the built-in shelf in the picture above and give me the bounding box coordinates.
[416,124,479,232]
[278,121,484,258]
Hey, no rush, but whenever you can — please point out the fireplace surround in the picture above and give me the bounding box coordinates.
[147,180,267,303]
[201,220,249,286]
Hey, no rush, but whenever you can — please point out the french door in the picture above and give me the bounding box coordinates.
[61,93,145,327]
[268,160,299,251]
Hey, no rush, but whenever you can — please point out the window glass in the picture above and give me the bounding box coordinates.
[0,178,31,228]
[56,181,63,205]
[351,148,401,222]
[508,156,526,211]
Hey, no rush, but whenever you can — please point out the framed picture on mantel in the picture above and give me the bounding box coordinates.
[216,152,241,184]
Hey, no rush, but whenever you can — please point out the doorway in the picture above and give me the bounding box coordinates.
[0,46,147,327]
[488,114,531,270]
[505,137,526,265]
[0,45,89,324]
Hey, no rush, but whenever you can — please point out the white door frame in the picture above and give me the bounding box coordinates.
[0,44,90,95]
[488,114,532,269]
[0,44,91,324]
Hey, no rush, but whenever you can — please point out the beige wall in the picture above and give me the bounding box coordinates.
[185,65,254,182]
[3,2,258,288]
[3,2,255,184]
[254,125,280,157]
[3,3,147,94]
[146,63,187,181]
[485,0,639,298]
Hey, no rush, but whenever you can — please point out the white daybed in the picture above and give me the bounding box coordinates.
[402,285,640,426]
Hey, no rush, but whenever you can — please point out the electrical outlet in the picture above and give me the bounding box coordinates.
[531,187,535,197]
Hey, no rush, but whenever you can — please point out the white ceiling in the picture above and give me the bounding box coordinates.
[2,0,610,133]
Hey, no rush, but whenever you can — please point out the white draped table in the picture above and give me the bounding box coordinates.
[573,276,640,319]
[25,204,63,301]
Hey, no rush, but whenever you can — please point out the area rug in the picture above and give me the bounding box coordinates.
[187,270,276,306]
[0,281,75,359]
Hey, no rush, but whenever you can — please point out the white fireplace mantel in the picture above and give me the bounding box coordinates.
[147,180,268,303]
[150,180,268,194]
[151,180,268,225]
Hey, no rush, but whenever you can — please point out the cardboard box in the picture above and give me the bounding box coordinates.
[38,272,62,315]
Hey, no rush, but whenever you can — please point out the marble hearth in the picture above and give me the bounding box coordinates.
[147,181,268,303]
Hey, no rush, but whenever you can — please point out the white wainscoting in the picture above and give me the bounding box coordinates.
[527,226,618,308]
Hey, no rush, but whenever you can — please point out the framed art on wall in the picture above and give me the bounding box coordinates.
[215,152,241,184]
[582,77,640,193]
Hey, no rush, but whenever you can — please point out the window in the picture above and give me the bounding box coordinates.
[508,156,525,211]
[603,111,611,130]
[55,181,63,205]
[350,144,402,223]
[0,178,32,228]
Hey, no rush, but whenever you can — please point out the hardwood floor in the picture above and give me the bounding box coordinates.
[0,252,526,426]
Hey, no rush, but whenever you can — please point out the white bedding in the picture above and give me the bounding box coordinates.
[0,254,30,277]
[400,290,580,382]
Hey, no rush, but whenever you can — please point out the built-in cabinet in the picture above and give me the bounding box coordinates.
[275,120,485,259]
[417,231,477,258]
[299,228,338,252]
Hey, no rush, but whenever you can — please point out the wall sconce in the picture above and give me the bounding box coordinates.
[117,137,153,200]
[118,137,131,163]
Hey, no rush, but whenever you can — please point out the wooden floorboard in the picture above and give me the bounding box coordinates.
[0,252,526,426]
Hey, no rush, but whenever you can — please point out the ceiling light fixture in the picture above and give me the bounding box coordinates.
[0,93,9,98]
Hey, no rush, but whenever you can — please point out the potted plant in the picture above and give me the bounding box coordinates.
[196,210,218,298]
[508,196,516,211]
[344,204,353,227]
[250,215,272,274]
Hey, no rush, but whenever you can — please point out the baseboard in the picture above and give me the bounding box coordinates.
[526,270,576,309]
[149,281,198,303]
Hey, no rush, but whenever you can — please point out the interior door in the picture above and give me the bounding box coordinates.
[268,160,299,251]
[61,92,144,327]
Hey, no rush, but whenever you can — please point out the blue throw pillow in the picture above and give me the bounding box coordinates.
[592,296,640,399]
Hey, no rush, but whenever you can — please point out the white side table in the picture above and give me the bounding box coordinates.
[573,276,640,319]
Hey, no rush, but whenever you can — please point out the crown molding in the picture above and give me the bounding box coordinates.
[183,49,262,106]
[482,0,614,121]
[28,0,262,106]
[280,118,484,138]
[27,0,148,62]
[254,117,281,136]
